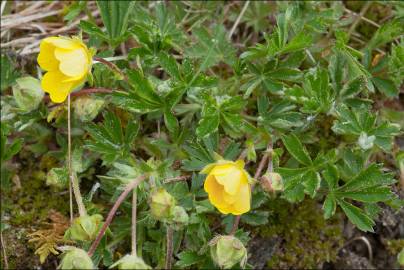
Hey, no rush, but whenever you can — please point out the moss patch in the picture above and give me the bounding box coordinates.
[260,198,344,269]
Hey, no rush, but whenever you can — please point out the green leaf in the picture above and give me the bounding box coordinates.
[339,164,395,192]
[281,134,312,166]
[337,199,375,232]
[337,187,393,203]
[323,164,338,190]
[323,195,336,219]
[241,210,269,226]
[175,251,204,268]
[96,1,134,40]
[302,170,320,198]
[196,99,220,138]
[79,20,108,41]
[372,77,399,97]
[158,52,181,80]
[164,108,179,134]
[127,70,163,105]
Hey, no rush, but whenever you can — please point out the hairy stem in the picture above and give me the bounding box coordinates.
[67,95,73,223]
[165,226,174,270]
[93,56,127,81]
[131,188,137,256]
[67,94,87,218]
[88,175,146,257]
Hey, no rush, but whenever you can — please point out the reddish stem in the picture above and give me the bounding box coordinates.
[93,56,128,81]
[43,88,113,102]
[87,175,146,257]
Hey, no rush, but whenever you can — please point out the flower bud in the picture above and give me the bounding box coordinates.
[59,246,94,269]
[73,96,104,122]
[109,254,152,269]
[209,235,247,269]
[261,172,283,192]
[170,206,189,230]
[149,188,176,221]
[64,214,103,242]
[12,76,44,112]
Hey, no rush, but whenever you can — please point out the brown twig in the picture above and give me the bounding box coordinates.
[165,226,174,270]
[88,175,146,257]
[163,175,191,184]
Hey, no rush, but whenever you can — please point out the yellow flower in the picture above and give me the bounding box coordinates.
[37,36,92,103]
[201,160,252,215]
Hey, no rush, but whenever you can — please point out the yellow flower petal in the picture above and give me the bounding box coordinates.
[55,48,89,77]
[214,166,243,195]
[204,175,226,208]
[222,191,238,204]
[37,39,58,71]
[41,71,73,103]
[44,36,82,50]
[231,183,251,215]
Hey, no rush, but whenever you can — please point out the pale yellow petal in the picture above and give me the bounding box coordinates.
[45,36,81,50]
[210,163,234,176]
[231,183,251,215]
[204,175,227,208]
[216,204,233,215]
[37,39,58,71]
[41,71,73,103]
[214,166,242,195]
[234,159,245,169]
[55,48,88,77]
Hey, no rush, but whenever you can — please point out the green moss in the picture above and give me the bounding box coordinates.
[2,150,70,226]
[386,239,404,255]
[260,198,343,269]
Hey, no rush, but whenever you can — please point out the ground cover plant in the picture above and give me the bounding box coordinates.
[1,1,403,269]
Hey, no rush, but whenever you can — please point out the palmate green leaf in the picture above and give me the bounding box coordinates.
[281,134,312,166]
[175,251,204,268]
[96,1,134,41]
[258,97,303,130]
[332,104,400,152]
[372,77,399,97]
[158,52,181,81]
[196,102,220,138]
[367,19,403,50]
[186,25,236,71]
[337,187,394,203]
[85,111,139,164]
[338,164,395,192]
[337,199,375,232]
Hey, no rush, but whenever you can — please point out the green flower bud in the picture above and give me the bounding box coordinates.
[261,172,283,192]
[170,206,189,230]
[59,246,94,269]
[46,167,68,188]
[209,235,247,269]
[109,254,152,269]
[64,214,103,242]
[73,96,104,122]
[149,188,176,221]
[398,248,404,266]
[12,76,44,112]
